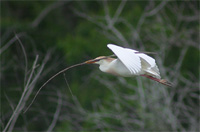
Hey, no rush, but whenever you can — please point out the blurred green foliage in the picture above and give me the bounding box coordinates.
[1,1,199,131]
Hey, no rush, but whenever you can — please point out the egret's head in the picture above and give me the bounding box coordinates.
[85,56,114,65]
[85,56,106,64]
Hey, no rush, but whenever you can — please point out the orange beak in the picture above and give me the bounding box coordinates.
[85,59,98,64]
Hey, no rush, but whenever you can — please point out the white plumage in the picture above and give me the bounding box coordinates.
[107,44,160,78]
[85,44,172,87]
[107,44,141,74]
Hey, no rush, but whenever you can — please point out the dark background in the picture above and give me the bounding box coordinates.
[1,1,199,131]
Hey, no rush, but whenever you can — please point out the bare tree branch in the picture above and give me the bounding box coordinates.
[47,91,62,132]
[0,32,25,55]
[30,1,67,28]
[145,0,168,17]
[15,33,28,87]
[3,51,51,132]
[137,0,168,33]
[3,55,39,132]
[112,0,127,24]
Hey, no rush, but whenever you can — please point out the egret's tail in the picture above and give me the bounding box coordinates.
[141,75,173,87]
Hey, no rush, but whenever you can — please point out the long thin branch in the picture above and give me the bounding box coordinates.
[103,0,111,27]
[23,61,86,113]
[136,78,146,109]
[72,8,106,29]
[137,0,168,33]
[103,1,129,46]
[3,55,39,132]
[0,33,25,55]
[15,33,28,87]
[145,0,168,17]
[172,46,188,86]
[30,2,66,28]
[110,26,129,47]
[8,53,50,132]
[112,0,127,23]
[47,91,62,132]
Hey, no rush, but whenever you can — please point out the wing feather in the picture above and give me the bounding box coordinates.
[135,52,160,78]
[136,54,156,67]
[107,44,141,74]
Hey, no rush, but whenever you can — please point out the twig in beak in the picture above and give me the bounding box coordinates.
[24,61,87,113]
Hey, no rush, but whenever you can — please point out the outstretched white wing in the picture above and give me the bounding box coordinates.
[107,44,141,74]
[136,53,160,77]
[136,53,156,68]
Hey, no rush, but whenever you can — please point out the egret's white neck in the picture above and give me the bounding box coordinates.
[96,58,115,72]
[99,60,111,72]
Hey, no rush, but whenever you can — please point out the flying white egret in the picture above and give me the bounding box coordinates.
[25,44,172,113]
[85,44,172,87]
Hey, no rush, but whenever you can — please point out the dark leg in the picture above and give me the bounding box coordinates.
[141,74,173,87]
